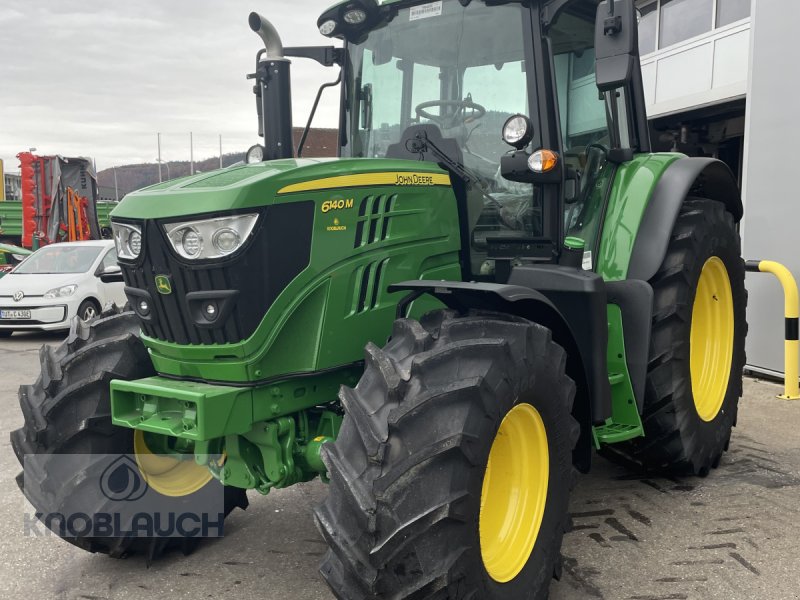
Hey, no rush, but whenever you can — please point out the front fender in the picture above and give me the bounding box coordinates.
[390,279,608,473]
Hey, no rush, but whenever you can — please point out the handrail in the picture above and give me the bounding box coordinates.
[745,260,800,399]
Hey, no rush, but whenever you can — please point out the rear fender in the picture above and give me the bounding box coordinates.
[627,157,742,281]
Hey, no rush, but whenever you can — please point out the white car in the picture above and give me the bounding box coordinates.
[0,240,126,336]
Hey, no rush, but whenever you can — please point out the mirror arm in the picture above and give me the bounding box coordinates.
[297,70,343,157]
[284,46,344,67]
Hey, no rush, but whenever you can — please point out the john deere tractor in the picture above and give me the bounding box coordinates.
[12,0,747,598]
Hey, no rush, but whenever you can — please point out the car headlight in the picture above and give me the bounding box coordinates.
[164,214,259,260]
[44,284,78,299]
[112,222,143,260]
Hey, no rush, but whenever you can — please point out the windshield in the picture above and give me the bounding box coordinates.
[14,246,102,275]
[344,1,537,274]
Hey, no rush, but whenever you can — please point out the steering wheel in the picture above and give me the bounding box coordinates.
[415,98,487,129]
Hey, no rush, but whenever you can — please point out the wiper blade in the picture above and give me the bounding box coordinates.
[409,130,498,206]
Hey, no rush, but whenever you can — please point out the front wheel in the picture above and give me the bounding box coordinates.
[10,308,248,560]
[77,299,100,322]
[315,310,579,599]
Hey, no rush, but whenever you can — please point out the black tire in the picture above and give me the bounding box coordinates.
[77,298,101,322]
[315,310,579,600]
[603,199,747,475]
[10,307,248,560]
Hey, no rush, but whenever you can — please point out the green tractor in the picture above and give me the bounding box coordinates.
[12,0,747,597]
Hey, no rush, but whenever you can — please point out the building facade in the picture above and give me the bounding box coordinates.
[637,0,751,181]
[3,172,22,202]
[632,0,796,378]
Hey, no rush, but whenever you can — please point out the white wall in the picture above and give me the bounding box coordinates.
[641,20,750,118]
[742,0,800,375]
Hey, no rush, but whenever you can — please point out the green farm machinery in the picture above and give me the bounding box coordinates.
[12,1,748,598]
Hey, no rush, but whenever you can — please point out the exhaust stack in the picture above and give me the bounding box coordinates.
[249,12,284,58]
[248,12,293,160]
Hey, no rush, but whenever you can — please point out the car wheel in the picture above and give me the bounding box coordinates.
[77,300,100,323]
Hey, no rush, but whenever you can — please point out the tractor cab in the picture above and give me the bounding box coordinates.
[319,0,649,277]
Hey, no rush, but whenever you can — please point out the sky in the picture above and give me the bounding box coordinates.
[0,0,341,172]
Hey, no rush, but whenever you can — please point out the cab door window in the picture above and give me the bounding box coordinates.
[549,7,615,268]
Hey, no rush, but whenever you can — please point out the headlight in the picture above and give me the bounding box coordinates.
[246,144,265,164]
[44,284,78,299]
[112,222,143,260]
[343,9,367,24]
[164,214,259,260]
[318,19,337,36]
[502,114,534,149]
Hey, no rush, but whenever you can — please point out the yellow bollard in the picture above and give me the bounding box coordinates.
[745,260,800,399]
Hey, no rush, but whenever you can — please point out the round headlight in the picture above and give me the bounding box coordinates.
[246,144,265,164]
[502,114,534,149]
[212,228,242,255]
[319,19,337,36]
[181,228,203,257]
[128,230,142,256]
[343,9,367,24]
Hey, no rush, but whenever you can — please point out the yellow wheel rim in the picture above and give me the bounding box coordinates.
[690,257,734,422]
[133,430,212,497]
[479,403,549,583]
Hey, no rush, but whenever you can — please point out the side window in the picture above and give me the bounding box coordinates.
[550,11,614,268]
[101,249,118,270]
[555,47,608,153]
[358,50,404,157]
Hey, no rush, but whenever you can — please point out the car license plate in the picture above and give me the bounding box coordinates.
[1,309,31,320]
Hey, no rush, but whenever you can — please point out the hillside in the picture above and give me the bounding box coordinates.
[97,128,338,197]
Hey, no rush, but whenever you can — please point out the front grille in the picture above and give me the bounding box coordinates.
[119,202,314,345]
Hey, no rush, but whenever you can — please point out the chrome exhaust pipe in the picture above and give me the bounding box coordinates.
[249,12,284,59]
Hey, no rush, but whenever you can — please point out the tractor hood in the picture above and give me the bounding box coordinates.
[110,158,450,221]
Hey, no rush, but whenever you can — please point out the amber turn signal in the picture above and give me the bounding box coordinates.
[528,149,559,173]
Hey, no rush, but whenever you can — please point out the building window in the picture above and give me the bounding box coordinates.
[717,0,751,27]
[659,0,714,49]
[638,1,658,55]
[638,0,752,54]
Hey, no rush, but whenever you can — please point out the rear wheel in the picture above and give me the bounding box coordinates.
[604,199,747,475]
[10,308,248,560]
[316,310,579,599]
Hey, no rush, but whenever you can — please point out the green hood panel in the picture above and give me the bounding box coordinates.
[115,155,461,383]
[110,158,450,221]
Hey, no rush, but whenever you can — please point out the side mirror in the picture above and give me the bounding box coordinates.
[595,0,638,92]
[98,265,124,284]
